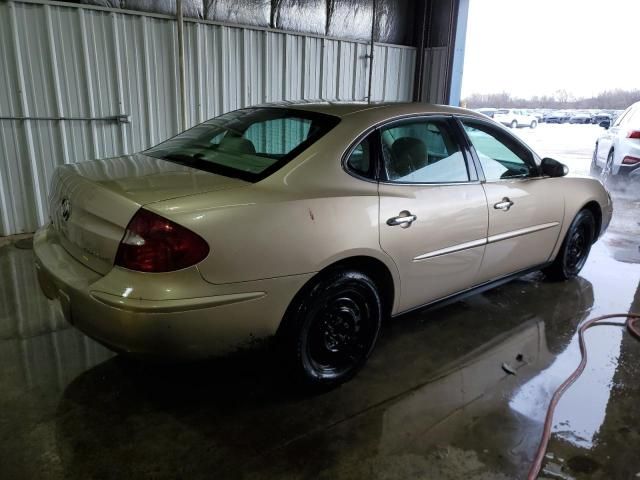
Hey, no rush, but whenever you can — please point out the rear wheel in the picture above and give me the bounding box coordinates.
[543,209,595,281]
[530,120,537,129]
[277,269,382,389]
[510,120,518,128]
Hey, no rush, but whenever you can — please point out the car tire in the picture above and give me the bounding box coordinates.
[277,269,382,389]
[530,120,537,129]
[600,150,615,187]
[510,120,518,128]
[543,209,595,281]
[589,145,602,177]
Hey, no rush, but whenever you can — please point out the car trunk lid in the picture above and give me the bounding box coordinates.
[48,154,247,275]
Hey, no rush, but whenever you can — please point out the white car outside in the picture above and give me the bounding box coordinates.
[592,101,640,183]
[494,109,538,129]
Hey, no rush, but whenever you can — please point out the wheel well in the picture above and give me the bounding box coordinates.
[582,201,602,242]
[276,256,396,339]
[283,256,395,322]
[320,256,395,317]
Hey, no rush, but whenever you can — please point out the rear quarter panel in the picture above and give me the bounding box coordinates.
[147,121,401,304]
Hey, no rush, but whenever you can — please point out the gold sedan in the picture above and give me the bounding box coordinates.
[34,103,612,388]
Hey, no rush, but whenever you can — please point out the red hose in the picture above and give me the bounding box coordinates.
[527,313,640,480]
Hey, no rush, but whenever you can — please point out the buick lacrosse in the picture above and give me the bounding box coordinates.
[35,102,612,387]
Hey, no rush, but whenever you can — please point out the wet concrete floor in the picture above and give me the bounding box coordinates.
[1,176,640,477]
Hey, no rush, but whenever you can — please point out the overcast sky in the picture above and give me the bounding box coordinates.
[461,0,640,99]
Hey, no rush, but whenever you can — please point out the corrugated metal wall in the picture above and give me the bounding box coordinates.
[0,0,421,236]
[422,46,450,104]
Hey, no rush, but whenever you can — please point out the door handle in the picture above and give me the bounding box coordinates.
[494,197,514,211]
[387,210,417,228]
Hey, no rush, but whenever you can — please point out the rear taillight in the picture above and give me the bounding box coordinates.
[622,156,640,165]
[627,130,640,139]
[115,208,209,272]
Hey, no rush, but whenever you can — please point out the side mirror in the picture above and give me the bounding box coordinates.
[599,119,610,129]
[541,157,568,177]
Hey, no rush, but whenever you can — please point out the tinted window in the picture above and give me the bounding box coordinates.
[346,138,372,177]
[381,119,469,183]
[145,108,339,182]
[461,119,537,180]
[244,118,312,155]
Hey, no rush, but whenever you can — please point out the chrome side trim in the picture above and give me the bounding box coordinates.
[487,222,560,244]
[412,221,560,262]
[413,238,486,261]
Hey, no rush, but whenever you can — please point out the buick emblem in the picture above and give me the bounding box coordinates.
[60,198,71,222]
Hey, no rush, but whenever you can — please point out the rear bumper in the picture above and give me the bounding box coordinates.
[34,224,311,358]
[618,163,640,177]
[613,142,640,176]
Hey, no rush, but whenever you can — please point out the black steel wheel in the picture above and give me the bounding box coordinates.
[278,269,382,389]
[543,209,595,281]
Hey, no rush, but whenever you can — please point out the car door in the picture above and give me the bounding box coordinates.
[376,116,489,312]
[514,110,523,126]
[458,117,564,283]
[598,107,631,164]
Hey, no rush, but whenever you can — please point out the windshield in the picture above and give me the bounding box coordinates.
[145,107,340,182]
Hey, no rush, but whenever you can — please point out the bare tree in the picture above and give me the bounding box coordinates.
[464,89,640,110]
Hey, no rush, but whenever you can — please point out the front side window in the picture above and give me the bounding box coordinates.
[145,108,340,182]
[380,119,469,183]
[461,119,537,181]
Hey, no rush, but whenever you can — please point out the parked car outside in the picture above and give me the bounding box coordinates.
[544,111,571,124]
[476,108,498,118]
[493,109,538,128]
[34,102,612,388]
[591,101,640,184]
[591,112,612,125]
[536,110,552,123]
[569,112,592,124]
[527,110,544,122]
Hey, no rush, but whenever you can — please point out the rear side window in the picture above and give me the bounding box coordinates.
[145,108,339,182]
[461,119,537,181]
[380,119,470,183]
[346,138,372,177]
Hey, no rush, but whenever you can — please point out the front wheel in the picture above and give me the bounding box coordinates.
[600,150,615,187]
[530,120,537,129]
[510,120,518,128]
[543,209,595,281]
[277,269,382,389]
[590,145,601,177]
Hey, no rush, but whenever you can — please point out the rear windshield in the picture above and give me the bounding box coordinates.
[145,107,340,182]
